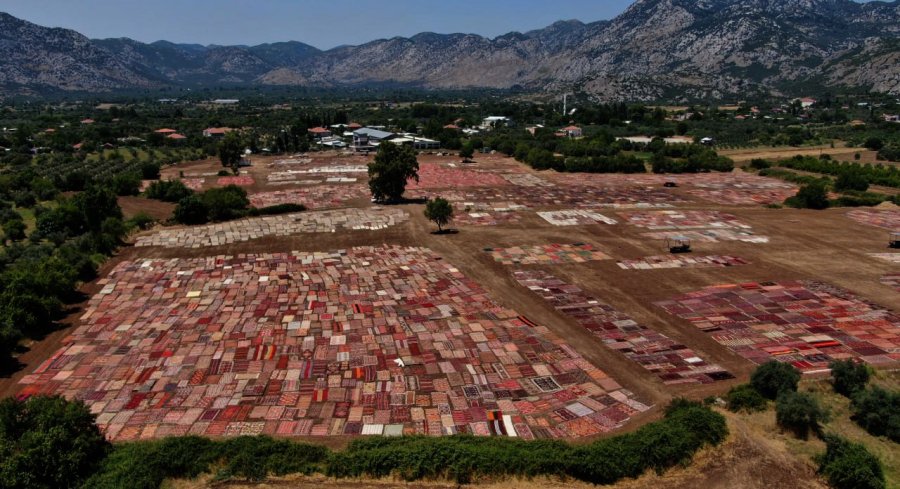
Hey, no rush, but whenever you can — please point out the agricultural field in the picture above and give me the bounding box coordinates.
[2,149,898,487]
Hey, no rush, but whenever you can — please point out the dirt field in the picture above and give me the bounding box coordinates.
[719,144,891,166]
[2,151,898,449]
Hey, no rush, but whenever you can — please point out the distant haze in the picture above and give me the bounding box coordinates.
[0,0,635,49]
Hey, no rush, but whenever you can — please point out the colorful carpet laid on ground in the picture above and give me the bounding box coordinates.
[641,229,770,244]
[655,281,900,372]
[217,176,256,186]
[501,173,555,187]
[408,186,681,209]
[538,210,618,226]
[616,255,750,270]
[618,210,752,230]
[869,253,900,264]
[882,273,900,291]
[249,185,368,209]
[550,172,792,190]
[19,247,649,441]
[178,178,206,191]
[485,244,612,266]
[847,209,900,230]
[454,212,522,227]
[134,208,409,248]
[407,163,511,190]
[620,210,768,244]
[513,270,733,385]
[687,188,797,206]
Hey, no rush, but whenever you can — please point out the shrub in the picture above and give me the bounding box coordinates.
[776,391,828,439]
[750,361,801,399]
[816,435,885,489]
[126,212,156,231]
[173,194,209,225]
[144,180,193,203]
[829,359,870,397]
[725,384,768,412]
[139,162,161,180]
[834,172,870,192]
[749,158,771,170]
[864,137,884,151]
[785,182,830,209]
[850,387,900,442]
[201,185,249,222]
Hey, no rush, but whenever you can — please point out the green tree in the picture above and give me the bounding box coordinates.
[725,384,768,413]
[140,162,161,180]
[218,132,244,173]
[459,143,475,162]
[367,143,419,203]
[864,137,884,151]
[2,219,26,242]
[776,391,828,439]
[829,360,870,397]
[750,361,801,399]
[173,194,209,225]
[201,185,250,222]
[817,435,885,489]
[0,396,110,489]
[424,197,454,233]
[850,387,900,442]
[834,172,869,192]
[786,182,829,210]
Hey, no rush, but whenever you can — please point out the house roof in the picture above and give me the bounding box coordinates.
[444,124,460,130]
[562,125,581,131]
[354,128,395,140]
[80,119,95,124]
[204,127,232,134]
[308,127,331,133]
[348,122,363,129]
[155,128,177,134]
[167,133,187,140]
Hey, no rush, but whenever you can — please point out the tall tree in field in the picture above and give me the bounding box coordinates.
[368,143,419,203]
[218,132,244,174]
[424,197,453,233]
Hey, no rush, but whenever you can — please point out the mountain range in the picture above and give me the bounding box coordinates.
[1,0,899,100]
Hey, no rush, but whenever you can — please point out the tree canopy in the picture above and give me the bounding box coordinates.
[750,361,801,399]
[424,197,454,232]
[0,396,110,489]
[367,143,419,203]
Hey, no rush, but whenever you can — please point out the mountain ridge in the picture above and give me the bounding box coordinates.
[1,1,898,100]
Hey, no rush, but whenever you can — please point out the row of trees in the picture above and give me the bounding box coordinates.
[779,155,900,188]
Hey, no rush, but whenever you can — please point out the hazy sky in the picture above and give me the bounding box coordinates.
[2,0,635,49]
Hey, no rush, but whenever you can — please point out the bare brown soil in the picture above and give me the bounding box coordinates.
[118,196,176,220]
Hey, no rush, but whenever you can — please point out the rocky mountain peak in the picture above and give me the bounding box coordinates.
[0,0,898,100]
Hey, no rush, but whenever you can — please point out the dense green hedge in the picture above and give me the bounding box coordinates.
[74,400,728,488]
[327,399,727,485]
